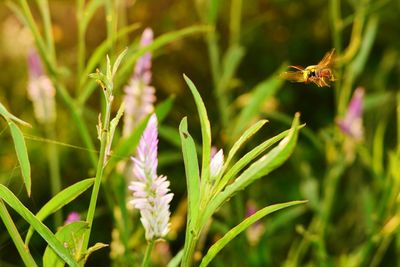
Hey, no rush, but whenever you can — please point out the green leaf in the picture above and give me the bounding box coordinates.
[0,102,31,127]
[223,120,268,175]
[218,45,245,93]
[232,67,285,139]
[25,178,95,245]
[204,114,301,226]
[155,96,175,122]
[183,75,212,183]
[112,48,128,78]
[78,24,140,102]
[8,121,31,196]
[84,242,109,263]
[179,117,201,227]
[116,25,211,89]
[159,125,183,148]
[167,249,183,267]
[214,126,296,195]
[199,200,307,266]
[0,185,78,267]
[0,201,38,267]
[43,221,89,267]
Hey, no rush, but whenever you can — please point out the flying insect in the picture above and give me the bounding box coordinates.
[280,49,337,87]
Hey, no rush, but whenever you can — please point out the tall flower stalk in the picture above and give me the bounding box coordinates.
[128,114,173,266]
[80,50,128,261]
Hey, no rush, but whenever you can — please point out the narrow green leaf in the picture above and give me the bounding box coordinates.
[159,125,183,148]
[223,120,268,174]
[167,249,183,267]
[0,201,38,267]
[116,25,211,88]
[9,121,31,196]
[199,200,307,266]
[84,242,109,263]
[218,45,245,93]
[25,178,95,245]
[112,48,128,78]
[179,117,201,226]
[0,102,31,127]
[204,114,301,226]
[0,185,78,267]
[372,120,386,176]
[183,75,212,183]
[43,221,89,267]
[232,66,285,139]
[214,127,293,195]
[155,96,175,122]
[78,24,140,104]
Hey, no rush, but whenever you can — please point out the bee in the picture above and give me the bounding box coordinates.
[280,49,337,87]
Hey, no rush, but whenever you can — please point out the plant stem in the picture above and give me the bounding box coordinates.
[81,96,113,254]
[36,0,56,62]
[181,232,199,267]
[142,239,155,267]
[0,200,38,267]
[76,0,86,96]
[45,123,62,227]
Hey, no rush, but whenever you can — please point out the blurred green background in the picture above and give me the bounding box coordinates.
[1,0,400,266]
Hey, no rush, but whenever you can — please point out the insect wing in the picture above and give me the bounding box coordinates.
[317,49,336,68]
[280,71,305,83]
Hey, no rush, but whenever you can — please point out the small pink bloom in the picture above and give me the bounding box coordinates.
[337,87,365,141]
[64,212,80,225]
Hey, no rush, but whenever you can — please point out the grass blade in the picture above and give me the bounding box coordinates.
[25,178,95,245]
[0,200,38,267]
[9,121,31,196]
[0,185,78,267]
[183,75,212,183]
[199,200,307,266]
[204,113,301,226]
[179,117,200,226]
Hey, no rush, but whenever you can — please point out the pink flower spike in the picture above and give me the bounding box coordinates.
[337,87,365,141]
[27,49,56,124]
[128,114,173,240]
[64,212,80,225]
[123,28,156,136]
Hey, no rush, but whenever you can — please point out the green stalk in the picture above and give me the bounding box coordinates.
[105,0,116,56]
[76,0,86,96]
[81,95,113,254]
[181,232,199,267]
[45,123,63,227]
[142,239,155,267]
[229,0,242,46]
[17,0,98,168]
[36,0,56,62]
[0,201,38,267]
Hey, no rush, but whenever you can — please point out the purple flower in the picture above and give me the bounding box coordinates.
[128,115,173,240]
[64,212,80,225]
[27,49,56,124]
[337,87,365,141]
[123,28,156,137]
